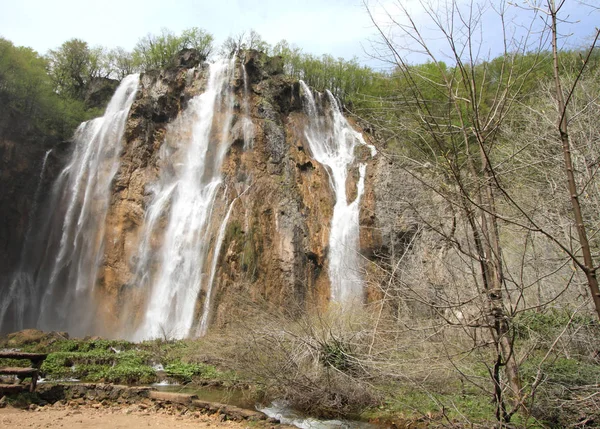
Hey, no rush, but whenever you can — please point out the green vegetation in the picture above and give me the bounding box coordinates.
[47,38,107,100]
[0,38,91,142]
[0,27,216,143]
[164,362,221,383]
[224,220,259,281]
[41,350,156,384]
[273,40,373,102]
[132,27,214,70]
[3,2,600,426]
[0,336,231,386]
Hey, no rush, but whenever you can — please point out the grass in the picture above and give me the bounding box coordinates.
[0,336,232,386]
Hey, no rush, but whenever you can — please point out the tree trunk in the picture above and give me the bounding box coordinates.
[550,1,600,320]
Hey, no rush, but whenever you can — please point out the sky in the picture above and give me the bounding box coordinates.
[0,0,377,60]
[0,0,598,69]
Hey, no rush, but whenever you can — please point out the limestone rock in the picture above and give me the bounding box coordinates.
[0,49,385,337]
[84,77,120,110]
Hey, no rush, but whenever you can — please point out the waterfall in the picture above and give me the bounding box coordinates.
[299,81,376,305]
[36,74,140,332]
[21,149,52,262]
[134,58,236,340]
[0,75,139,335]
[0,150,52,331]
[241,64,254,150]
[0,60,376,338]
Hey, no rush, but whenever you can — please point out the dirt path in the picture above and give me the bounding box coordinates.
[0,404,260,428]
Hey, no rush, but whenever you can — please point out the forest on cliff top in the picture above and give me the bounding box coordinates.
[2,0,600,427]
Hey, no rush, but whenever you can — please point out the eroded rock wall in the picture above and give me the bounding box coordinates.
[92,51,380,337]
[0,50,386,338]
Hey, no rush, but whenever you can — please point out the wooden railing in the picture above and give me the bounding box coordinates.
[0,352,47,393]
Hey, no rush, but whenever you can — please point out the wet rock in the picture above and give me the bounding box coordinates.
[84,77,119,110]
[1,49,379,336]
[173,48,203,68]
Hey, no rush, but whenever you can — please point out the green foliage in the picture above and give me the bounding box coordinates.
[514,310,600,361]
[320,339,355,372]
[521,355,600,388]
[164,362,219,382]
[221,29,270,55]
[514,310,599,341]
[366,388,496,424]
[105,47,136,80]
[45,338,133,353]
[0,37,90,141]
[180,27,214,58]
[40,337,154,384]
[40,349,156,384]
[34,337,232,386]
[133,27,214,71]
[225,220,243,243]
[223,220,258,280]
[273,39,375,102]
[46,38,108,100]
[103,363,156,384]
[40,353,76,379]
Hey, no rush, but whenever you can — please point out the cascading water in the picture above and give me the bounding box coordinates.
[0,149,52,331]
[42,74,139,331]
[1,57,375,339]
[24,149,52,250]
[197,186,248,337]
[133,58,237,340]
[241,64,255,150]
[300,81,376,305]
[0,75,139,335]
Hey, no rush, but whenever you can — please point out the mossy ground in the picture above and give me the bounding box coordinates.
[0,335,236,388]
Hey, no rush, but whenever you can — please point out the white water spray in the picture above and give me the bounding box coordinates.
[241,64,254,150]
[299,81,375,304]
[36,74,140,330]
[134,59,236,340]
[0,149,54,330]
[197,189,244,337]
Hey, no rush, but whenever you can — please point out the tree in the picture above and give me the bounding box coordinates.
[361,0,600,424]
[133,27,214,71]
[46,38,106,100]
[546,0,600,319]
[0,37,88,140]
[106,47,137,80]
[180,27,214,58]
[220,30,270,56]
[272,39,375,103]
[361,0,562,423]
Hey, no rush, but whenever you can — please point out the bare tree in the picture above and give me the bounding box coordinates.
[359,0,600,423]
[546,0,600,318]
[361,1,545,421]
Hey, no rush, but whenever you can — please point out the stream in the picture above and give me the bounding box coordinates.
[153,384,377,429]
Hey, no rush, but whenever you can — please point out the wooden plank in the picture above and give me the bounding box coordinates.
[0,383,26,394]
[0,352,48,363]
[0,354,46,393]
[0,367,38,376]
[149,391,197,404]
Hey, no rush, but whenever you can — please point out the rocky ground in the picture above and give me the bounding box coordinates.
[0,406,248,428]
[0,401,282,429]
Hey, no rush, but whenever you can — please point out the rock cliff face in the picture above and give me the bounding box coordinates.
[0,51,388,338]
[0,129,66,297]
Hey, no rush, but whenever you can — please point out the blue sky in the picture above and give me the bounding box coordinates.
[0,0,597,69]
